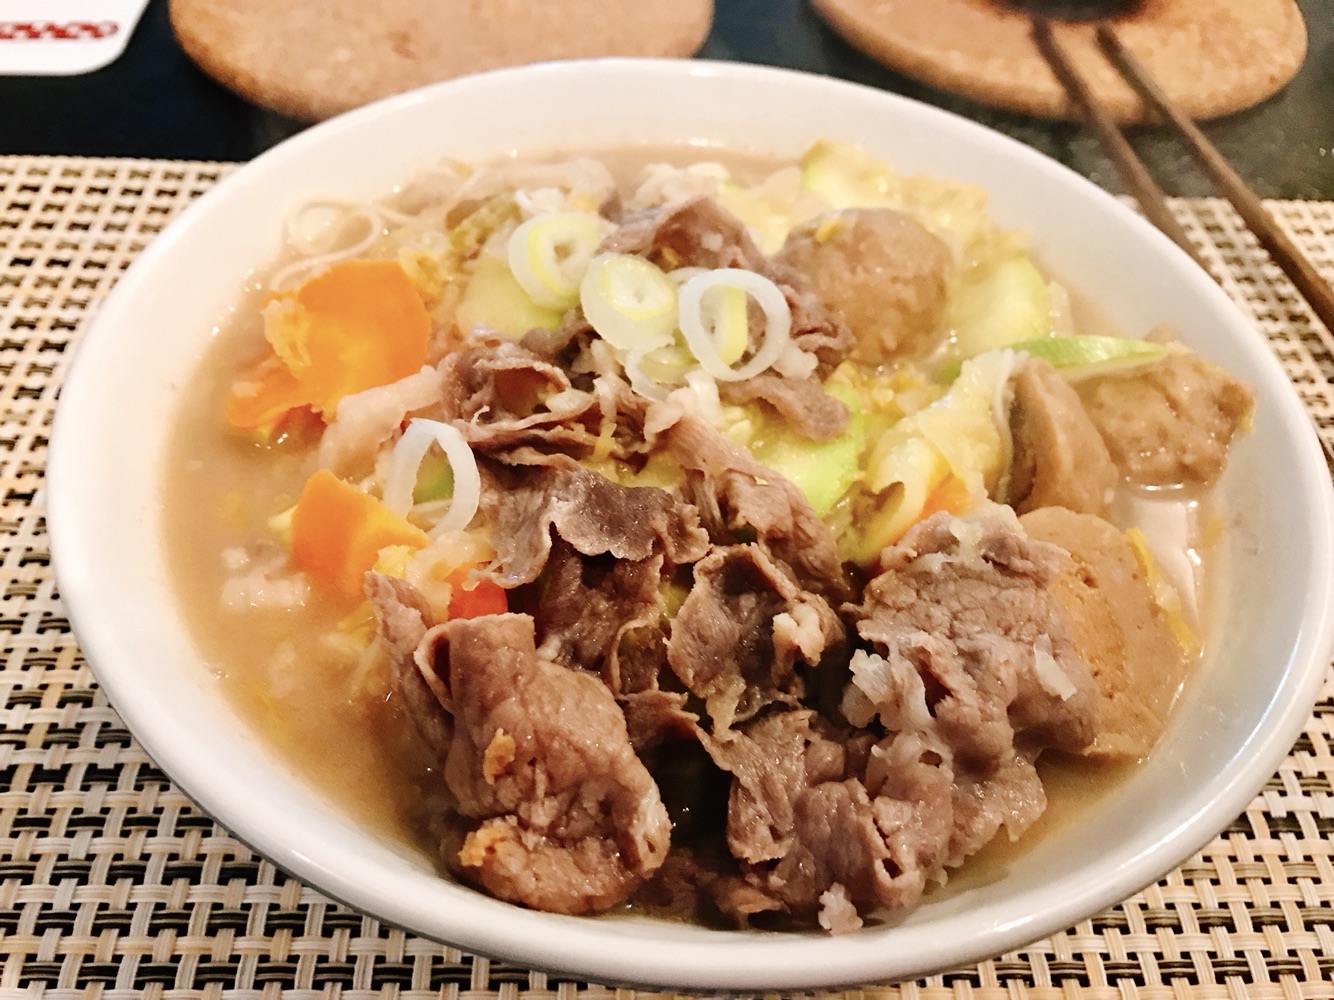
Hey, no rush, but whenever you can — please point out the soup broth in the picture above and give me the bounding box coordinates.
[162,141,1243,929]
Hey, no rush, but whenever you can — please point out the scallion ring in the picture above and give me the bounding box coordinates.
[507,212,603,310]
[677,268,792,381]
[579,253,678,352]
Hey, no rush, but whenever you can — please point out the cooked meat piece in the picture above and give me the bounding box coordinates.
[849,508,1100,763]
[1007,357,1118,517]
[862,729,957,884]
[437,613,671,915]
[428,333,656,465]
[657,411,848,600]
[318,364,445,477]
[703,711,948,922]
[702,713,809,871]
[636,842,784,927]
[620,688,699,753]
[611,622,672,697]
[528,539,665,688]
[603,193,772,272]
[777,207,951,365]
[719,373,850,442]
[666,545,844,731]
[436,334,576,423]
[482,457,710,587]
[366,574,452,760]
[944,748,1047,865]
[1077,347,1254,488]
[1020,506,1190,760]
[371,584,672,914]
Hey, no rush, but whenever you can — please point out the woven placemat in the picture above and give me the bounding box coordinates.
[2,156,1332,999]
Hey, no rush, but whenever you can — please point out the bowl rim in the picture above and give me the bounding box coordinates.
[46,57,1334,991]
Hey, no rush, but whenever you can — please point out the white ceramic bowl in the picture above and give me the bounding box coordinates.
[47,60,1334,991]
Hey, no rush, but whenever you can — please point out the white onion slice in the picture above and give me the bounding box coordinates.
[676,268,792,381]
[383,418,481,537]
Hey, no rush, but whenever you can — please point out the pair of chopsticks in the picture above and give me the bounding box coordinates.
[1031,18,1334,337]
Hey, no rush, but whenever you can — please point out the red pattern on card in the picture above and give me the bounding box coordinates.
[0,21,120,41]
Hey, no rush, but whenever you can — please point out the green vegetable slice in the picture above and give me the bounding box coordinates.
[747,380,865,517]
[1008,335,1168,378]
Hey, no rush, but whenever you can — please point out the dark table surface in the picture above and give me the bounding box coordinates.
[2,0,1332,200]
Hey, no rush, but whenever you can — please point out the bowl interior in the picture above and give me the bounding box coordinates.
[47,59,1334,991]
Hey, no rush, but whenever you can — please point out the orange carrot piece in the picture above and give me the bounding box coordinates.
[226,357,306,433]
[291,469,429,599]
[919,475,973,523]
[228,259,430,431]
[446,571,508,620]
[874,475,977,572]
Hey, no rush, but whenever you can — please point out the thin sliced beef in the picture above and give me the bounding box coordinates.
[620,688,699,753]
[482,457,710,588]
[431,334,642,460]
[719,373,850,442]
[436,613,671,915]
[319,365,445,478]
[666,545,844,732]
[366,574,451,759]
[700,710,862,865]
[1007,358,1117,517]
[1077,346,1254,488]
[656,411,848,600]
[528,538,666,691]
[698,710,946,925]
[825,509,1102,914]
[847,508,1099,762]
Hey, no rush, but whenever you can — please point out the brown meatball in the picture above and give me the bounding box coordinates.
[777,208,951,365]
[1007,358,1118,517]
[1077,347,1254,489]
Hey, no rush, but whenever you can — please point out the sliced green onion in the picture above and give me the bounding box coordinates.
[579,253,678,352]
[938,335,1169,382]
[1009,335,1168,379]
[507,211,602,310]
[677,268,792,382]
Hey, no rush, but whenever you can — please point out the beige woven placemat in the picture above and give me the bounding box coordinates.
[2,156,1332,999]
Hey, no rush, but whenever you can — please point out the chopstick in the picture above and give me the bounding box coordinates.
[1033,17,1334,477]
[1029,18,1204,269]
[1031,17,1334,336]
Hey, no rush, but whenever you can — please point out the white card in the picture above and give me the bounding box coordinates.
[0,0,152,75]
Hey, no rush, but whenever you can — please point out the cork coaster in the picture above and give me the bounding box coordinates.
[811,0,1307,123]
[168,0,714,121]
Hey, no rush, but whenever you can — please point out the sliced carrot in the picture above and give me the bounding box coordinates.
[871,474,977,572]
[919,474,973,523]
[228,258,430,431]
[446,569,508,620]
[291,469,429,599]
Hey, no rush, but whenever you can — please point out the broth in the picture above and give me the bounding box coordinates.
[161,143,1224,924]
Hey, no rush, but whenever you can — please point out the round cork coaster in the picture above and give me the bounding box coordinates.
[810,0,1307,123]
[169,0,715,122]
